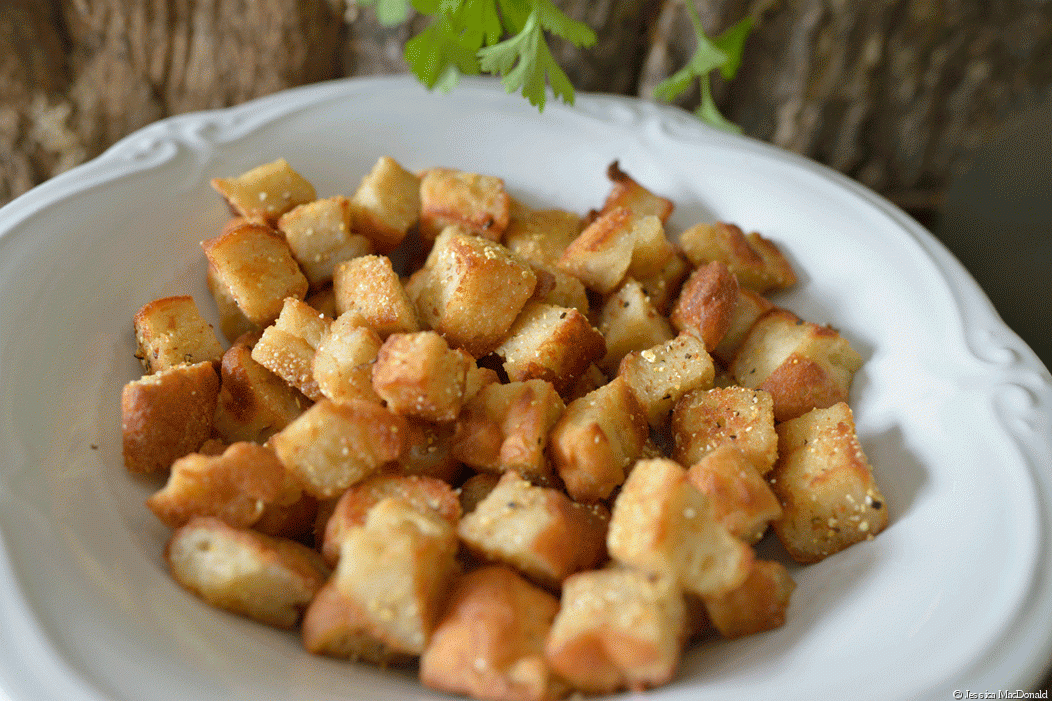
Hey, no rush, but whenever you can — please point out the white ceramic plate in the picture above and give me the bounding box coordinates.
[1,76,1050,701]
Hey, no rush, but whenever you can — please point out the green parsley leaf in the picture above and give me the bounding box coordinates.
[356,0,413,27]
[404,12,482,91]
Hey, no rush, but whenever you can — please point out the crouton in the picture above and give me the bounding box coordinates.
[311,316,383,405]
[121,361,219,474]
[557,207,674,294]
[671,386,778,474]
[607,458,753,598]
[305,285,338,319]
[711,288,775,366]
[269,399,406,498]
[371,331,472,423]
[251,297,332,400]
[679,222,796,293]
[458,472,502,515]
[548,376,648,503]
[452,380,565,483]
[458,472,609,589]
[701,560,795,639]
[202,221,309,326]
[669,261,740,351]
[166,516,329,629]
[421,566,568,701]
[277,195,372,288]
[597,279,674,374]
[212,343,310,445]
[563,363,607,403]
[419,167,511,241]
[617,333,715,427]
[599,161,674,223]
[494,302,606,394]
[686,445,782,544]
[301,498,459,662]
[133,296,224,373]
[768,402,887,563]
[545,567,685,694]
[635,248,691,316]
[731,308,864,422]
[396,418,462,483]
[503,207,583,268]
[210,158,316,225]
[332,254,419,337]
[207,262,259,343]
[350,156,421,253]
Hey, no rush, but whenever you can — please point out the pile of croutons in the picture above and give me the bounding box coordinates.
[121,155,888,699]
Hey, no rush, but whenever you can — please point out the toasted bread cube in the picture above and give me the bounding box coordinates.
[207,262,259,343]
[133,296,224,373]
[679,221,796,293]
[597,279,674,374]
[529,265,590,315]
[350,156,421,253]
[202,221,309,326]
[421,566,567,701]
[252,491,319,540]
[304,285,338,319]
[371,331,471,422]
[548,376,648,503]
[607,458,753,598]
[269,399,406,498]
[617,333,715,427]
[332,255,419,338]
[414,227,538,357]
[769,402,888,563]
[419,167,511,241]
[600,161,674,223]
[669,261,740,352]
[321,473,461,565]
[251,298,332,400]
[312,316,383,405]
[702,560,795,639]
[564,363,607,403]
[635,248,691,316]
[557,207,673,294]
[213,343,310,444]
[671,386,778,474]
[302,498,459,661]
[452,380,565,483]
[121,361,220,474]
[545,567,685,694]
[147,442,300,529]
[166,516,329,629]
[711,288,775,365]
[686,445,782,544]
[210,158,316,224]
[278,196,372,288]
[458,472,609,589]
[464,363,501,402]
[494,302,606,394]
[396,419,462,483]
[731,308,864,422]
[458,472,502,514]
[503,207,583,268]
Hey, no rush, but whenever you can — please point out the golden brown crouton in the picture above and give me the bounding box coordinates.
[269,399,406,498]
[421,566,568,701]
[452,380,565,483]
[419,167,511,241]
[607,458,753,598]
[671,386,778,474]
[597,279,674,374]
[251,297,332,400]
[679,221,796,293]
[617,333,715,427]
[563,363,608,403]
[277,195,372,288]
[121,361,220,474]
[202,221,309,327]
[398,418,462,482]
[212,343,311,444]
[635,248,691,316]
[166,516,330,629]
[414,227,538,357]
[207,262,259,343]
[304,285,338,319]
[332,254,419,338]
[557,207,674,294]
[133,296,224,373]
[545,567,686,694]
[548,376,649,503]
[321,473,461,565]
[701,559,795,639]
[350,156,422,253]
[458,472,503,515]
[371,331,472,423]
[302,498,460,662]
[686,445,782,544]
[768,402,888,563]
[311,315,383,405]
[457,472,609,589]
[147,442,300,530]
[503,206,583,268]
[710,288,775,366]
[210,158,316,225]
[600,161,674,223]
[730,308,864,422]
[494,302,606,395]
[669,261,740,351]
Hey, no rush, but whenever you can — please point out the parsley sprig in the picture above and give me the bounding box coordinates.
[651,3,752,132]
[357,0,596,110]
